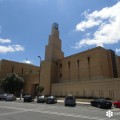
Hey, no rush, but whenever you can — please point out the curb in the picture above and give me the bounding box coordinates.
[57,100,90,105]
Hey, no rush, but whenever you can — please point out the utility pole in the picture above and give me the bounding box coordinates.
[38,56,41,86]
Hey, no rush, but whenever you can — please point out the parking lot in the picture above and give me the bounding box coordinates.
[0,100,120,120]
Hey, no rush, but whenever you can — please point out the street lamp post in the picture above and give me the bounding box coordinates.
[38,56,41,86]
[20,89,23,100]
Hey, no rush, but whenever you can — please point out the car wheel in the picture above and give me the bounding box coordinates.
[91,103,93,106]
[74,104,76,107]
[65,104,67,107]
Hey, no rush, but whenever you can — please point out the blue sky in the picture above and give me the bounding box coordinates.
[0,0,120,66]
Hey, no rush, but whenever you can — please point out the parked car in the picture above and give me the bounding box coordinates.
[113,100,120,108]
[23,95,34,102]
[6,94,16,101]
[46,96,57,104]
[37,95,46,103]
[0,93,8,100]
[64,95,76,107]
[91,99,112,109]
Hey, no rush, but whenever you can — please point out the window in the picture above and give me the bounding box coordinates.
[87,57,90,63]
[77,59,80,66]
[56,62,58,66]
[68,61,70,68]
[30,69,32,73]
[21,68,24,74]
[60,63,62,68]
[11,66,14,73]
[59,73,62,78]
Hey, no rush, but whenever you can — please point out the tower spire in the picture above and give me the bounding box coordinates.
[45,23,64,61]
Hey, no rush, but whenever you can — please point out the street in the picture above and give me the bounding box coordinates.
[0,101,120,120]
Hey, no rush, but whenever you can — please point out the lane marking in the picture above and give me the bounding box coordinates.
[0,106,30,111]
[0,111,28,116]
[30,109,117,120]
[0,105,117,120]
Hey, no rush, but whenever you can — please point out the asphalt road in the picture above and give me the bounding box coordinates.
[0,100,120,120]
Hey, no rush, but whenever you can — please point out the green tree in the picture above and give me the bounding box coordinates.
[1,73,24,94]
[36,85,44,96]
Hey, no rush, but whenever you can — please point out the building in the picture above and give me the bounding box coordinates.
[0,59,39,96]
[0,23,120,99]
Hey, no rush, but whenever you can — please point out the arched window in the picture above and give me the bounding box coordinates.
[77,59,80,80]
[12,66,14,73]
[30,69,32,73]
[59,73,62,78]
[87,57,91,80]
[68,61,70,69]
[68,61,71,80]
[60,63,62,68]
[87,57,90,64]
[21,68,24,74]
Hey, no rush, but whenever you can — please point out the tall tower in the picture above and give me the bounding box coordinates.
[40,23,64,95]
[45,23,64,61]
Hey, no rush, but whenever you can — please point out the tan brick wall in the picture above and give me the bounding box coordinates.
[55,47,112,83]
[51,78,120,100]
[49,47,120,100]
[1,46,120,99]
[117,57,120,77]
[23,74,39,96]
[0,59,39,96]
[40,61,52,95]
[45,24,64,62]
[0,59,39,79]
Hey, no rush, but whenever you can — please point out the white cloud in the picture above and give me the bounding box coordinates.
[0,38,11,43]
[0,26,24,54]
[0,45,24,53]
[115,48,120,53]
[0,37,24,53]
[76,19,101,31]
[85,33,90,36]
[0,45,15,53]
[12,45,24,51]
[74,2,120,49]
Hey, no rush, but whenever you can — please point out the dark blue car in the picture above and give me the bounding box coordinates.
[46,96,57,104]
[91,99,112,109]
[64,95,76,107]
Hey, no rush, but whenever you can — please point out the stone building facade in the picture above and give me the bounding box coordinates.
[0,59,39,96]
[0,23,120,100]
[40,23,120,100]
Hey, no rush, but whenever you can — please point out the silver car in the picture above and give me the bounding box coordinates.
[6,94,16,101]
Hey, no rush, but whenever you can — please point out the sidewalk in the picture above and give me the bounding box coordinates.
[57,99,90,105]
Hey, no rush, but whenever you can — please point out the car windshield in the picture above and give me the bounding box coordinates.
[38,96,45,98]
[7,94,13,97]
[2,93,7,96]
[95,99,107,102]
[101,100,108,102]
[24,95,30,97]
[48,96,55,99]
[66,96,74,100]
